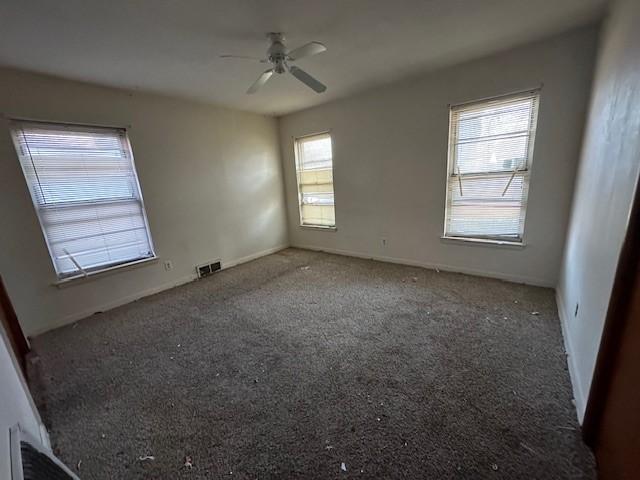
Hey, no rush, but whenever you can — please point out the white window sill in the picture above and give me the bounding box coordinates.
[440,236,525,248]
[53,256,159,288]
[299,224,337,231]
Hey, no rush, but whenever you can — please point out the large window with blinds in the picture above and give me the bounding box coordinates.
[11,121,155,279]
[294,132,335,228]
[444,91,540,243]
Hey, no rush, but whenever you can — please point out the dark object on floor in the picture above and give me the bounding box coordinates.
[20,441,75,480]
[30,248,596,479]
[10,425,78,480]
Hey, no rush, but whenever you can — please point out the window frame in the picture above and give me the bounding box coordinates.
[10,119,156,281]
[443,90,540,245]
[293,131,337,230]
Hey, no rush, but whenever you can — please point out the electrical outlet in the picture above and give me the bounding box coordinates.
[164,260,173,271]
[574,303,579,317]
[381,237,387,247]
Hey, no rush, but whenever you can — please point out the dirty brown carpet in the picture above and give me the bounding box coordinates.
[30,248,596,479]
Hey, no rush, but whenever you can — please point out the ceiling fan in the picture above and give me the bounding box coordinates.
[221,33,327,94]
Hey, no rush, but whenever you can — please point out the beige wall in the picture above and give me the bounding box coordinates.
[557,0,640,422]
[278,26,598,287]
[0,68,288,336]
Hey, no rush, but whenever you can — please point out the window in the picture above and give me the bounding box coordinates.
[444,91,540,243]
[294,132,335,228]
[11,121,155,279]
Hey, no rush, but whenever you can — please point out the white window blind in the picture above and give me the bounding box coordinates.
[444,91,540,242]
[11,121,155,278]
[294,133,335,227]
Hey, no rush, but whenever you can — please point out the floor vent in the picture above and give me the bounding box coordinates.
[196,260,221,278]
[10,425,79,479]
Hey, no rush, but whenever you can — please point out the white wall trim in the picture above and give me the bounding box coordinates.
[295,243,553,287]
[32,274,198,336]
[31,244,289,336]
[556,287,587,423]
[0,324,49,449]
[221,244,289,269]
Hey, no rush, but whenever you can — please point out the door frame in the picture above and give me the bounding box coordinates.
[582,177,640,445]
[0,275,30,374]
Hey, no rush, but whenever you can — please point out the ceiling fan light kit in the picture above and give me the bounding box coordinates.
[221,32,327,94]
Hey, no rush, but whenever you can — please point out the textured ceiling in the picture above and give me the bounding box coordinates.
[0,0,607,116]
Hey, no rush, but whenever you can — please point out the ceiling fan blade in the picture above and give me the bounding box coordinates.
[287,41,327,61]
[220,54,267,63]
[247,69,274,94]
[289,66,327,93]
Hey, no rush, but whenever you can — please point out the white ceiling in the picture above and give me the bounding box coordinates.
[0,0,607,116]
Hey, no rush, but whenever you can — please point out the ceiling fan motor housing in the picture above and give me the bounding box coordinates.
[267,32,287,74]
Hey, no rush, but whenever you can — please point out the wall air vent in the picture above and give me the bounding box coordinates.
[10,424,79,479]
[196,260,221,279]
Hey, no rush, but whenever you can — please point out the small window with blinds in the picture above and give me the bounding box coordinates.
[10,120,155,279]
[444,91,540,243]
[294,132,336,228]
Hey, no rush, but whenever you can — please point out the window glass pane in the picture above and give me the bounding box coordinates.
[299,136,332,171]
[454,97,535,174]
[447,173,526,238]
[11,121,155,277]
[295,133,335,227]
[302,192,335,206]
[457,99,533,140]
[445,92,539,240]
[456,135,528,174]
[14,127,136,204]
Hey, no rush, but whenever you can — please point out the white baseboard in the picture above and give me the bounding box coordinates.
[222,244,289,269]
[294,244,553,287]
[33,273,199,335]
[33,244,289,336]
[556,287,587,423]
